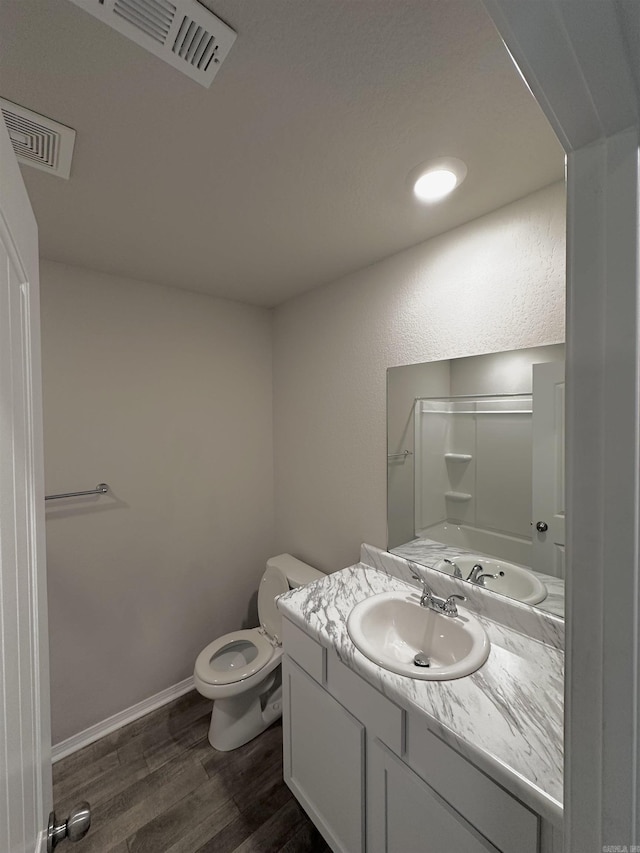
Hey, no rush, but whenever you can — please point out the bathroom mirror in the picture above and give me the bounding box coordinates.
[387,344,565,617]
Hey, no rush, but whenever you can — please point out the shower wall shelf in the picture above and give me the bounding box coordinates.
[444,491,472,502]
[444,453,473,462]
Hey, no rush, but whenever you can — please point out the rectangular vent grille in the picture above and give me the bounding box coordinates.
[67,0,236,87]
[113,0,176,45]
[0,99,76,179]
[172,15,218,70]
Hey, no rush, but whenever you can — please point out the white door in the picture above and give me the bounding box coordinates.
[0,114,52,851]
[531,361,565,578]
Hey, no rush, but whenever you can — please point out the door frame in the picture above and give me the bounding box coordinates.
[482,1,640,848]
[0,104,52,852]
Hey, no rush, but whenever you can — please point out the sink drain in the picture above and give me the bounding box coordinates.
[413,652,431,668]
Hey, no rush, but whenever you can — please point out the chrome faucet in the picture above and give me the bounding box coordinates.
[411,573,466,617]
[411,572,434,607]
[465,562,505,587]
[466,563,485,583]
[441,593,466,616]
[441,558,464,579]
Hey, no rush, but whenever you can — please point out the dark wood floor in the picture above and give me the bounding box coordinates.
[53,691,331,853]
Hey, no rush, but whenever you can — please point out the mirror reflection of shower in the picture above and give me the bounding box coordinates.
[387,344,565,617]
[414,394,534,565]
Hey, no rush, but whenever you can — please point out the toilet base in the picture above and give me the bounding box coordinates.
[208,670,283,751]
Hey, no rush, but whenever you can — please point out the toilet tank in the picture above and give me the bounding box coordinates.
[259,554,324,642]
[266,553,325,588]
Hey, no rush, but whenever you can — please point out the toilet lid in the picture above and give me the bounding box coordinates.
[257,566,289,642]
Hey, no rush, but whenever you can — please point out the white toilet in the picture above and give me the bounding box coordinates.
[194,553,323,751]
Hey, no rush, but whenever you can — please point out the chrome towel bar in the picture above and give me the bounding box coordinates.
[45,483,109,501]
[387,450,413,460]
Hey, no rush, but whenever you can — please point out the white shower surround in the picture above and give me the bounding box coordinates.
[414,395,534,559]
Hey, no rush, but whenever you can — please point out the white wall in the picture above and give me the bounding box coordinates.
[273,182,566,572]
[40,260,274,744]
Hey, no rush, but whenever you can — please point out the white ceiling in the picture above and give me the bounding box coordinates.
[0,0,564,307]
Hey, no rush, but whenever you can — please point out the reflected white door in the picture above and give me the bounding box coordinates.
[0,116,52,851]
[531,361,565,578]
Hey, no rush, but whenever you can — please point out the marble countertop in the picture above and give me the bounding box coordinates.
[277,563,564,827]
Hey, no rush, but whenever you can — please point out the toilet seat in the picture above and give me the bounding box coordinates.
[194,627,276,687]
[194,565,290,702]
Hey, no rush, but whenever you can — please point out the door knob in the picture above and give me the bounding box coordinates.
[536,521,549,533]
[47,803,91,851]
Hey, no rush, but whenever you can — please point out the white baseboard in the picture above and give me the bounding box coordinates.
[51,676,196,763]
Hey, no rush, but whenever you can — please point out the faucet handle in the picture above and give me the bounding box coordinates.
[435,558,464,579]
[475,571,505,587]
[443,594,466,617]
[466,563,483,581]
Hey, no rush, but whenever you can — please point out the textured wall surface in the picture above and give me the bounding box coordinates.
[41,261,275,743]
[273,182,566,573]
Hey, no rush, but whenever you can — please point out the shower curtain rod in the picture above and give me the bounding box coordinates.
[45,483,109,501]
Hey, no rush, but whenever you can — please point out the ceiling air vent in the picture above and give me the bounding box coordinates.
[113,0,175,44]
[67,0,236,88]
[0,99,76,179]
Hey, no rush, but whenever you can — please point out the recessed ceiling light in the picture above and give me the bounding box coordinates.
[410,158,467,204]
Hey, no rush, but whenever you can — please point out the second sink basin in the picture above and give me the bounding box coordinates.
[447,555,548,605]
[347,591,490,680]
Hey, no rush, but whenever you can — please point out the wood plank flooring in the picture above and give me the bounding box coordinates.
[53,691,330,852]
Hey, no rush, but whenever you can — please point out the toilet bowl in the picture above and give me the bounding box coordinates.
[194,554,323,751]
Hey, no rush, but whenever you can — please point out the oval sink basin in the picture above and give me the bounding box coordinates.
[347,592,490,680]
[439,555,547,606]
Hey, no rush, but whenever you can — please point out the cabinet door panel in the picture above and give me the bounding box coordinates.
[283,657,365,853]
[368,738,500,853]
[405,712,539,853]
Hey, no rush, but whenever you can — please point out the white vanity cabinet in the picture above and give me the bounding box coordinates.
[281,617,563,853]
